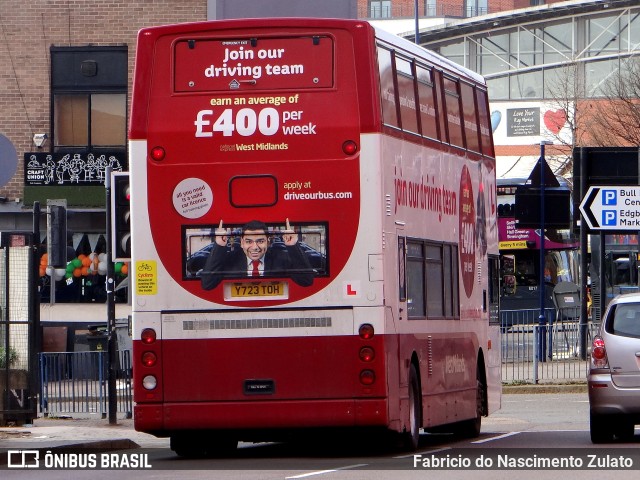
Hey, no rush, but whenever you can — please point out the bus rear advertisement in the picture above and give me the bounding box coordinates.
[129,18,501,456]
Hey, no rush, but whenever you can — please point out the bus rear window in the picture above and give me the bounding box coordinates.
[184,222,328,281]
[174,36,334,92]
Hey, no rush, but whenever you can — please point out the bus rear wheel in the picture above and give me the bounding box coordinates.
[454,374,485,438]
[402,364,421,451]
[170,432,238,458]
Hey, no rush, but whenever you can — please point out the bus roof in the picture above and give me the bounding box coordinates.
[135,17,486,85]
[371,25,486,85]
[130,17,488,139]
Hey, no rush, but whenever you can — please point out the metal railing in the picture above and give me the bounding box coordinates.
[35,309,595,417]
[501,308,598,384]
[39,351,132,418]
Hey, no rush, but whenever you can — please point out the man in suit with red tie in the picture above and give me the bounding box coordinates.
[201,219,314,291]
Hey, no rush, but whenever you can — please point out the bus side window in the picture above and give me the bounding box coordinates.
[398,236,407,302]
[377,45,399,128]
[416,65,439,141]
[488,256,500,323]
[442,76,464,148]
[432,70,447,142]
[460,82,481,153]
[475,89,494,157]
[395,56,419,135]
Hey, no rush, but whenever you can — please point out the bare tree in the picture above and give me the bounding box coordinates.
[587,57,640,146]
[543,57,640,182]
[542,62,586,182]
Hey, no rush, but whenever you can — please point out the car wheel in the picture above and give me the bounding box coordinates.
[614,421,635,441]
[590,412,614,443]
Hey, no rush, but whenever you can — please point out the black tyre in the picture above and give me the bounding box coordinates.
[171,433,238,458]
[402,364,421,451]
[614,420,635,441]
[209,435,238,456]
[170,435,208,458]
[454,376,484,438]
[590,412,614,443]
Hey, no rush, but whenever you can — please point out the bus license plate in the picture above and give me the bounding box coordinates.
[227,282,288,300]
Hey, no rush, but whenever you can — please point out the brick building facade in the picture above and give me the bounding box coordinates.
[0,0,206,205]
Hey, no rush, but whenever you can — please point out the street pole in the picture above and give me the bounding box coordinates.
[32,202,41,424]
[105,167,117,425]
[579,147,589,360]
[414,0,419,44]
[538,141,550,365]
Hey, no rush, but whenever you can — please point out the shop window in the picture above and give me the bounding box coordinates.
[42,46,129,305]
[54,94,126,148]
[51,46,127,152]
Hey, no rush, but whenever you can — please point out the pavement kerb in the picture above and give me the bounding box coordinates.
[41,439,141,450]
[502,383,587,394]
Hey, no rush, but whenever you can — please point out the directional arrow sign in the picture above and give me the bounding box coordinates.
[579,186,640,230]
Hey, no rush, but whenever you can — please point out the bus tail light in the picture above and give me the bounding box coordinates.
[137,329,161,397]
[342,140,358,155]
[359,346,375,362]
[142,375,157,390]
[591,336,608,368]
[142,351,157,367]
[141,328,156,344]
[359,323,374,339]
[359,369,376,385]
[150,146,166,161]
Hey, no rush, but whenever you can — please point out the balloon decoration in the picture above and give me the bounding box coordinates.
[40,252,128,280]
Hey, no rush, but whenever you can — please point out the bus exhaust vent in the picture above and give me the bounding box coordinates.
[183,317,332,331]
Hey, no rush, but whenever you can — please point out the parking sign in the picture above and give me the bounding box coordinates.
[580,186,640,230]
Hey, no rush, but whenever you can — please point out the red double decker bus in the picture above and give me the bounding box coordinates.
[129,18,501,456]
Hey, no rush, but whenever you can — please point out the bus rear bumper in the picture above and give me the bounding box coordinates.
[134,398,390,435]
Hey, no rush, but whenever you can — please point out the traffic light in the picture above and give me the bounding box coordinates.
[48,204,67,267]
[514,186,571,229]
[111,172,131,261]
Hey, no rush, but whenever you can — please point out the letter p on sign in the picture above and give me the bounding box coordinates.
[603,189,617,205]
[603,210,617,226]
